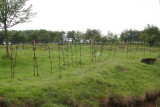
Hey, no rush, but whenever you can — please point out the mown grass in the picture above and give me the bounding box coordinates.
[0,43,160,107]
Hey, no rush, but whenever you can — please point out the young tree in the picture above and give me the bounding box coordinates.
[0,0,35,56]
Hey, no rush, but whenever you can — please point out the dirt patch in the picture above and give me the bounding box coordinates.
[118,47,125,49]
[0,97,5,107]
[99,91,160,107]
[114,66,129,72]
[141,58,157,65]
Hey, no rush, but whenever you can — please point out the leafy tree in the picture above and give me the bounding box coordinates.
[0,0,35,56]
[92,30,102,44]
[101,36,108,44]
[54,31,65,43]
[48,31,57,42]
[75,31,83,44]
[107,31,118,43]
[120,30,128,43]
[67,31,76,44]
[38,30,50,43]
[139,25,160,46]
[84,29,102,44]
[84,29,95,43]
[120,29,140,44]
[10,31,26,44]
[28,31,38,42]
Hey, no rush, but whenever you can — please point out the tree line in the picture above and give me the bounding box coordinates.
[120,24,160,47]
[0,24,160,46]
[0,29,118,44]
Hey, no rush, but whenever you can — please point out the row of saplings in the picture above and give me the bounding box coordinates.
[9,41,159,79]
[9,41,106,78]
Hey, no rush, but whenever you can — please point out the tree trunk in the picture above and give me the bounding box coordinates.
[72,39,73,44]
[4,24,9,56]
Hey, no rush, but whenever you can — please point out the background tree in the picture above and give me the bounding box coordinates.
[75,31,83,44]
[92,30,102,44]
[120,29,140,44]
[28,31,38,42]
[84,29,99,44]
[67,31,76,44]
[139,25,160,47]
[38,30,50,43]
[0,0,35,56]
[107,31,118,43]
[54,31,65,43]
[49,31,57,42]
[10,31,26,44]
[101,36,108,44]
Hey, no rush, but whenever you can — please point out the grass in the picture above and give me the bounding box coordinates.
[0,43,160,107]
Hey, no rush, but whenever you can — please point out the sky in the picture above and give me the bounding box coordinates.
[10,0,160,35]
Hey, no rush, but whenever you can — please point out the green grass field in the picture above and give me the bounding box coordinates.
[0,43,160,107]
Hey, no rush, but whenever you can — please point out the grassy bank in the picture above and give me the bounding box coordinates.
[0,44,160,107]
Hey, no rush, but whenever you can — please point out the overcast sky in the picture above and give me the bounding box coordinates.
[10,0,160,35]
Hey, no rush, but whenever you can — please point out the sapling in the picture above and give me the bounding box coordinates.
[66,42,69,68]
[10,45,13,79]
[12,44,19,78]
[32,41,39,76]
[91,43,94,63]
[90,43,92,62]
[109,42,113,58]
[75,41,77,61]
[58,45,61,73]
[48,46,53,75]
[127,44,129,59]
[155,44,157,53]
[94,45,97,63]
[154,44,157,53]
[150,46,152,57]
[98,45,101,60]
[144,41,146,57]
[153,45,155,53]
[114,43,117,57]
[61,46,66,70]
[23,41,25,50]
[70,46,73,66]
[129,44,133,57]
[80,43,82,67]
[134,45,139,58]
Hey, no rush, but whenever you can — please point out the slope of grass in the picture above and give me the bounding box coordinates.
[0,44,160,107]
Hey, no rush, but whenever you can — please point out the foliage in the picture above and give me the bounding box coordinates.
[139,25,160,46]
[75,31,83,43]
[0,0,35,55]
[84,29,102,43]
[38,30,50,43]
[67,31,76,43]
[107,31,118,43]
[120,29,140,43]
[10,31,27,44]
